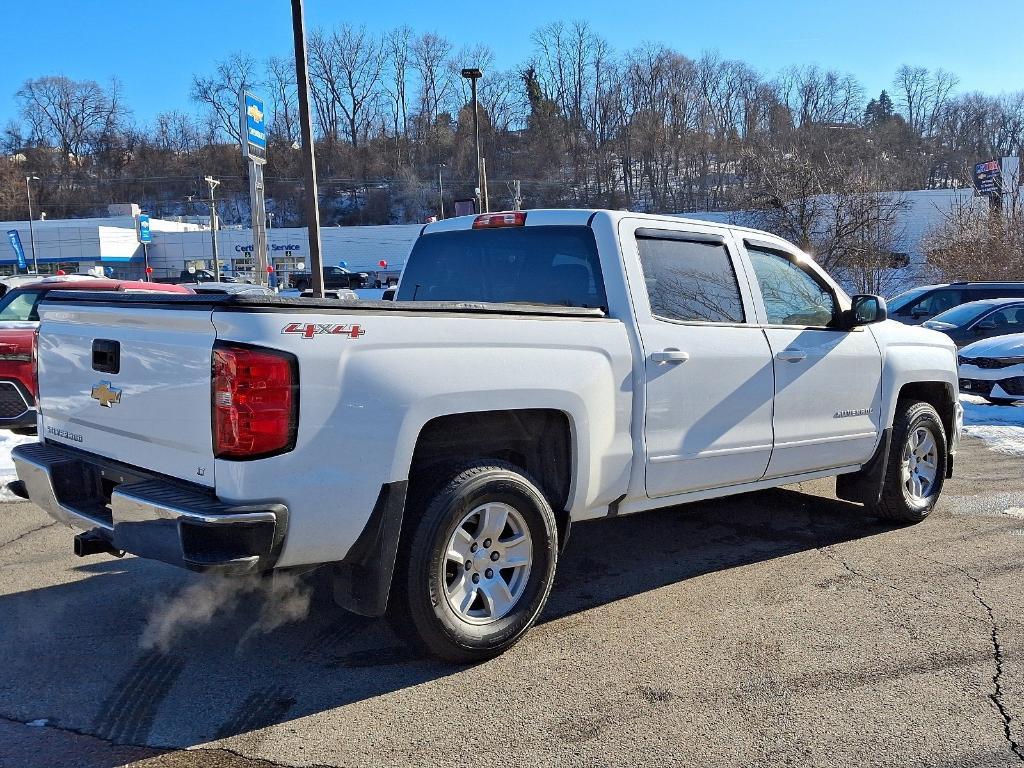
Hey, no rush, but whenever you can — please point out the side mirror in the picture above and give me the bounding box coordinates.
[848,294,887,327]
[974,318,996,332]
[911,306,930,318]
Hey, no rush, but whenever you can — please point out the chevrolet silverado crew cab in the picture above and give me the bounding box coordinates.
[12,210,963,662]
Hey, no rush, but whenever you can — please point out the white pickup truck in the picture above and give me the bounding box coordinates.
[12,209,962,661]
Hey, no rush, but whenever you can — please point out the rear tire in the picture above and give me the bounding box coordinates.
[869,400,946,523]
[388,460,558,663]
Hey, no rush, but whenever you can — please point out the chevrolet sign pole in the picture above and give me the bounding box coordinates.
[240,91,269,285]
[291,0,325,298]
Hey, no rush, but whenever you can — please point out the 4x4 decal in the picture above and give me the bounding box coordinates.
[282,322,365,339]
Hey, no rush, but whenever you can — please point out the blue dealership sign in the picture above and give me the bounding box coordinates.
[138,214,152,244]
[242,92,267,156]
[6,230,27,271]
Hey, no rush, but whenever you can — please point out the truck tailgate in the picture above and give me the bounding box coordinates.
[36,302,217,487]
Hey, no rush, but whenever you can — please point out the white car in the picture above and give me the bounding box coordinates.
[958,333,1024,404]
[13,209,962,661]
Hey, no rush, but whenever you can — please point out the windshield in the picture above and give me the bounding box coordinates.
[397,225,607,308]
[930,302,993,327]
[0,290,43,322]
[887,287,928,312]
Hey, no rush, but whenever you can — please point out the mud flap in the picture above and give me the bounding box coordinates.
[836,428,891,506]
[331,481,407,617]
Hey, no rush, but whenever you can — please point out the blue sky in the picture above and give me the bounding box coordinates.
[3,0,1022,127]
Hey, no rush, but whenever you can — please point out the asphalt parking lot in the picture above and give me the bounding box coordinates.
[3,435,1024,768]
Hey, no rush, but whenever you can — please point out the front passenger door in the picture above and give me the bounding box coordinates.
[743,243,883,479]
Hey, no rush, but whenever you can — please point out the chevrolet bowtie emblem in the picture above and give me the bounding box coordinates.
[90,381,122,407]
[247,104,264,123]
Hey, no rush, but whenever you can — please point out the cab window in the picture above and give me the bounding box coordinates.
[636,236,745,323]
[0,290,43,322]
[746,248,836,327]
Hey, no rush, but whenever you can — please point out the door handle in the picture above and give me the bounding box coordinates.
[651,348,689,364]
[776,349,807,363]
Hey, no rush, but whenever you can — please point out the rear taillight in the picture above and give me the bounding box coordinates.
[472,211,527,229]
[212,343,298,460]
[30,328,39,402]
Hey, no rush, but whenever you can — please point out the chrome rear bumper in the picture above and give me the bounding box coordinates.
[12,442,287,574]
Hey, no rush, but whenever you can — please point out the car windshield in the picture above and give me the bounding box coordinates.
[0,289,43,321]
[888,287,928,312]
[930,302,993,327]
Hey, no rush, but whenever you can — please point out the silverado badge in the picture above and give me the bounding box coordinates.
[91,381,122,407]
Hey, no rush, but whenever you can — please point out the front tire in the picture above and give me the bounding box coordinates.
[389,461,558,663]
[869,400,946,523]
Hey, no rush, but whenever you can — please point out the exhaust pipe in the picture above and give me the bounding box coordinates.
[73,530,123,558]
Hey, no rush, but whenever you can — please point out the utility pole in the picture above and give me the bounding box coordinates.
[291,0,325,298]
[205,175,221,278]
[24,176,39,273]
[437,163,445,219]
[461,67,484,213]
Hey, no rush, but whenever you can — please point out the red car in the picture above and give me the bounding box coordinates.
[0,279,191,432]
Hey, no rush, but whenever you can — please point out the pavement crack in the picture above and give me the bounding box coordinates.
[921,557,1024,763]
[817,546,942,610]
[0,520,56,551]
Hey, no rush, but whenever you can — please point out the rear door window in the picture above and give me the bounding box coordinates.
[397,226,607,309]
[635,236,745,323]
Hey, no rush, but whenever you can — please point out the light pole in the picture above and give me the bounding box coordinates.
[437,163,445,219]
[267,211,274,229]
[24,176,40,273]
[461,67,484,213]
[291,0,326,298]
[204,175,222,278]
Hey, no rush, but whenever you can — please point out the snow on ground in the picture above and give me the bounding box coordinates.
[0,432,37,501]
[961,394,1024,456]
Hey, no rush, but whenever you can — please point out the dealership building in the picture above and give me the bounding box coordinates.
[0,208,422,285]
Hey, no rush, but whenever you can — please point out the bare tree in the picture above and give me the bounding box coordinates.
[17,75,125,174]
[385,26,413,140]
[265,55,298,144]
[190,53,259,144]
[330,24,386,148]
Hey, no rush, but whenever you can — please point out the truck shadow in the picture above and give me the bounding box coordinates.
[0,486,895,763]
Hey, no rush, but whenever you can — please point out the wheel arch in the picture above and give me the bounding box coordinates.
[405,408,577,547]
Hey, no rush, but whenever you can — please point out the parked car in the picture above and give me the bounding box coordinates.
[958,333,1024,404]
[922,298,1024,348]
[0,279,191,433]
[289,265,368,291]
[153,269,241,285]
[888,282,1024,325]
[299,288,359,300]
[0,272,103,297]
[182,282,276,296]
[12,209,961,661]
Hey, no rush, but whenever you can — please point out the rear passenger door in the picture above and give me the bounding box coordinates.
[621,220,775,498]
[740,240,883,479]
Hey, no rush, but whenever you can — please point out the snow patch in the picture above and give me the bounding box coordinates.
[0,432,37,502]
[961,394,1024,455]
